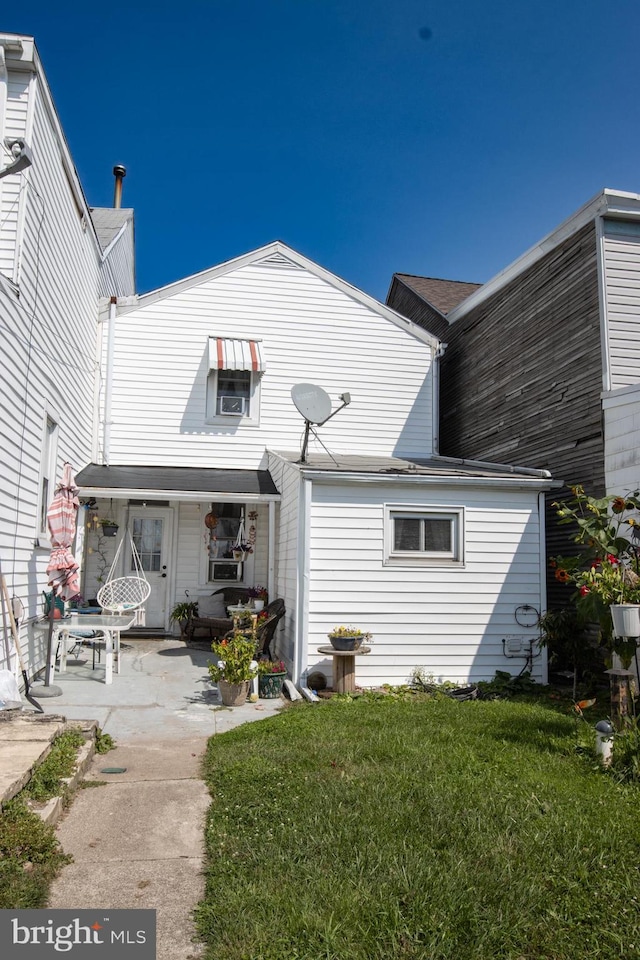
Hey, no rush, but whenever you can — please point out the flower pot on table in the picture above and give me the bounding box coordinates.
[258,672,287,699]
[217,679,250,707]
[610,604,640,638]
[328,635,362,652]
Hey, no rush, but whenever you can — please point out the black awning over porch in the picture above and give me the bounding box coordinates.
[75,464,280,499]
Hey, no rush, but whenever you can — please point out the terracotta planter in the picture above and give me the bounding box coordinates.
[611,604,640,638]
[258,672,286,699]
[217,679,250,707]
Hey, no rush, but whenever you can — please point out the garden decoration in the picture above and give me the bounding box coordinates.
[327,625,372,652]
[209,629,258,707]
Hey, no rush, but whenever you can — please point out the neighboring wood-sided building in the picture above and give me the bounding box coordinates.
[387,189,640,599]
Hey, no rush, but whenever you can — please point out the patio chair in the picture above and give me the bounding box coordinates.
[185,586,252,642]
[254,598,286,660]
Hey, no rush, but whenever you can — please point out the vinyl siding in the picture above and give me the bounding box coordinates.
[0,69,101,676]
[106,259,435,468]
[603,223,640,388]
[99,218,135,297]
[267,453,300,669]
[0,72,30,279]
[603,385,640,494]
[305,481,545,686]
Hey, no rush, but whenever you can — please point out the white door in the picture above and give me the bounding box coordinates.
[127,507,173,629]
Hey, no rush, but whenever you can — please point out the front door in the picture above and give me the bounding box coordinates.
[127,507,173,629]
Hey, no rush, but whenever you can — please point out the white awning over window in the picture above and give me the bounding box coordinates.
[208,337,265,372]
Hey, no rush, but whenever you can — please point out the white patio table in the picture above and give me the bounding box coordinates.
[52,613,136,684]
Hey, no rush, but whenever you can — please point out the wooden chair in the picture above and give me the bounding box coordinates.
[254,599,286,660]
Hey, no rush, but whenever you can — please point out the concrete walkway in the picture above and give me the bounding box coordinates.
[36,638,284,960]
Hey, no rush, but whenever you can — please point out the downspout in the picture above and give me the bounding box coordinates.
[102,296,117,465]
[432,342,447,455]
[294,476,312,690]
[267,500,276,607]
[595,215,611,393]
[538,491,548,685]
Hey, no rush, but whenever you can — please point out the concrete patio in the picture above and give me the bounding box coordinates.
[1,637,286,960]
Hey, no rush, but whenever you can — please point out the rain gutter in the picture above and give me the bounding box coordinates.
[102,296,116,464]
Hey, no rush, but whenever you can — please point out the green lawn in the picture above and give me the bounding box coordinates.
[197,695,640,960]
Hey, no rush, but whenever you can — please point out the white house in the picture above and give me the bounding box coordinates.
[1,31,553,690]
[0,33,133,678]
[76,242,554,687]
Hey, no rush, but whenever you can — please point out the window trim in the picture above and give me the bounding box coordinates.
[205,368,261,426]
[36,414,59,540]
[384,504,465,567]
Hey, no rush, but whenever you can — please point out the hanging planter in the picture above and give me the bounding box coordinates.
[99,520,119,538]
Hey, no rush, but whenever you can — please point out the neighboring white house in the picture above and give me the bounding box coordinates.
[0,33,133,678]
[75,241,554,687]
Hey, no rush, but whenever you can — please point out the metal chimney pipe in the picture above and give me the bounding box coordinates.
[113,164,126,208]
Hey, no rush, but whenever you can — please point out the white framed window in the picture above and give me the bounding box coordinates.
[206,337,264,425]
[384,504,465,566]
[37,415,59,537]
[207,502,246,582]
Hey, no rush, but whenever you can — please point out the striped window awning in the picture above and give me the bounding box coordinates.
[208,337,265,372]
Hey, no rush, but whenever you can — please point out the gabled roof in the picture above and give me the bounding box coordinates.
[90,207,134,252]
[117,240,440,351]
[392,275,482,315]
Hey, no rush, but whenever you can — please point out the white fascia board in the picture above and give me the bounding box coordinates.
[299,470,557,491]
[447,189,640,325]
[118,240,440,351]
[78,486,281,503]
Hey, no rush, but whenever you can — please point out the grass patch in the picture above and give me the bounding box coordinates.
[0,799,71,908]
[23,728,85,804]
[197,696,640,960]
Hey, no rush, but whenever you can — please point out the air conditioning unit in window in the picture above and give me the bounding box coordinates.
[219,395,246,416]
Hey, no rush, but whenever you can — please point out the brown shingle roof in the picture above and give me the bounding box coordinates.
[394,274,482,315]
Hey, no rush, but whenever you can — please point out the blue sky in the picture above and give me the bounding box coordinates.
[6,1,640,299]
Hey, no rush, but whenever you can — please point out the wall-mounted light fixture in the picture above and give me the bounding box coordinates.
[0,138,32,180]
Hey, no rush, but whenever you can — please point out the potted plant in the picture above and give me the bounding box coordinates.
[169,599,199,640]
[552,487,640,665]
[209,630,258,706]
[257,659,287,698]
[98,518,119,538]
[327,625,372,652]
[248,584,268,612]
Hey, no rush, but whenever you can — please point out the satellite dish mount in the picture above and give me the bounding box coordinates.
[291,383,351,464]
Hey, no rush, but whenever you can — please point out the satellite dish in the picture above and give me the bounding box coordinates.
[291,383,332,425]
[291,382,352,463]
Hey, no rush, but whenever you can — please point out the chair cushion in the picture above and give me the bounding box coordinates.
[198,594,227,618]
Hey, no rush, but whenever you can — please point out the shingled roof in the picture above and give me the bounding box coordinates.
[393,274,482,315]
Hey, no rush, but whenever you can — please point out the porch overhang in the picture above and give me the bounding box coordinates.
[75,464,281,502]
